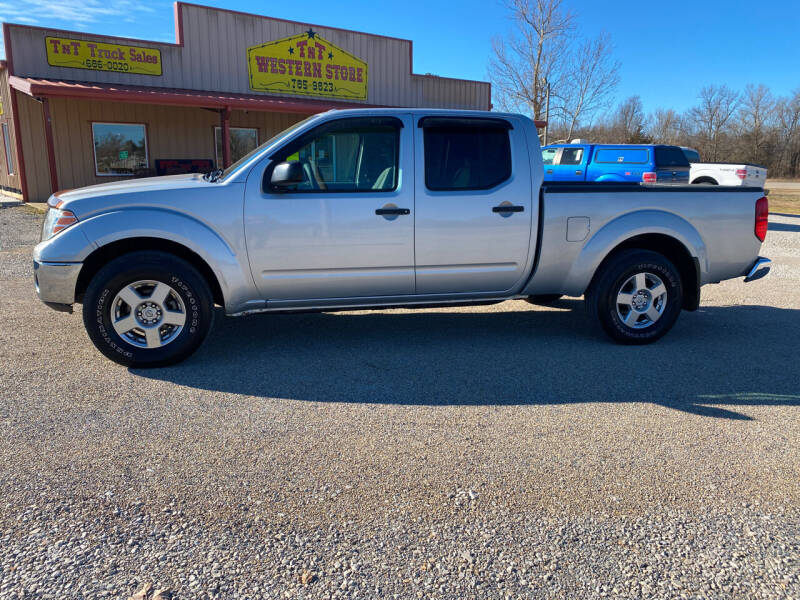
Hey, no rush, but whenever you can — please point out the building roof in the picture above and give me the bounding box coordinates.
[9,76,385,113]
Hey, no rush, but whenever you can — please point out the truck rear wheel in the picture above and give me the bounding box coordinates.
[82,251,214,367]
[586,249,683,344]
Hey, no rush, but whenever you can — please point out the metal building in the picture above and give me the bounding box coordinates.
[0,2,490,202]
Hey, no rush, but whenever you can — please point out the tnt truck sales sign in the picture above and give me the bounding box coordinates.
[248,30,367,100]
[45,36,162,76]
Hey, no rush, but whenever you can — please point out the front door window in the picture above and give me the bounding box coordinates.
[271,118,400,192]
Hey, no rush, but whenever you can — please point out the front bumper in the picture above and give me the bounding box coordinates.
[743,256,771,283]
[33,260,82,309]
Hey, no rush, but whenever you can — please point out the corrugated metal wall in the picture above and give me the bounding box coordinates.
[7,4,490,109]
[0,68,22,194]
[16,92,50,202]
[47,98,308,192]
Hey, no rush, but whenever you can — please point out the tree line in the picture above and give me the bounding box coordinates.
[489,0,800,177]
[552,86,800,176]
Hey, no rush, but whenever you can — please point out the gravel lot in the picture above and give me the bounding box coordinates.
[1,205,798,599]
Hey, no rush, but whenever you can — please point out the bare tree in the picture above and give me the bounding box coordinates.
[688,85,740,162]
[648,108,685,145]
[488,0,574,117]
[774,89,800,177]
[609,96,649,143]
[563,83,800,178]
[556,33,620,140]
[488,0,619,134]
[736,84,776,164]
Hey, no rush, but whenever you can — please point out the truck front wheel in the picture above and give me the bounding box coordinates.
[586,249,683,344]
[82,251,214,367]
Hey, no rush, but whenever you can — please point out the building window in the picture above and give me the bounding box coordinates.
[2,123,13,175]
[215,127,259,167]
[92,122,148,176]
[423,125,511,191]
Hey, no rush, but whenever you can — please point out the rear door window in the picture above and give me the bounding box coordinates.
[558,147,584,165]
[682,148,700,163]
[655,146,690,168]
[594,148,649,164]
[542,148,557,165]
[423,123,511,190]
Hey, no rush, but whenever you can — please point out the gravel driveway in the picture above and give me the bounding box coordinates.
[0,205,798,599]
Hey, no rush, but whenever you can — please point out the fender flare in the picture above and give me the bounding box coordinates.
[562,210,708,296]
[594,174,627,182]
[691,176,718,185]
[74,209,256,312]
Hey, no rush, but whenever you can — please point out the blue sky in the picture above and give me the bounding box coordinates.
[1,0,797,115]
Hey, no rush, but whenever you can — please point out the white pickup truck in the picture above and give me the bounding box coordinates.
[33,109,771,367]
[681,147,767,187]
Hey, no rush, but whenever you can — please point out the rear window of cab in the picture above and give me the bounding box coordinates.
[594,148,650,164]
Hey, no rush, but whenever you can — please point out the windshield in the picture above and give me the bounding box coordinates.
[219,115,317,180]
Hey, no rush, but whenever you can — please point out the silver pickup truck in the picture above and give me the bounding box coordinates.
[33,109,771,367]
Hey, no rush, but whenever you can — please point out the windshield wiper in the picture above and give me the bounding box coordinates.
[202,169,224,183]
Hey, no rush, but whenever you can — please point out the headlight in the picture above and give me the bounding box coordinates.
[41,198,78,241]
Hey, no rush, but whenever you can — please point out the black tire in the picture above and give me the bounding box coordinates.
[586,249,683,345]
[82,251,214,367]
[525,294,564,306]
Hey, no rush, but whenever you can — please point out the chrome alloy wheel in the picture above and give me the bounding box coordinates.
[110,280,186,349]
[615,272,668,329]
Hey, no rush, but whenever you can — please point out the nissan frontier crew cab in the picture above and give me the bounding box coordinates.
[33,109,771,367]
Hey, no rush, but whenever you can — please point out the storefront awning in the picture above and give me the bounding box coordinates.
[8,76,384,114]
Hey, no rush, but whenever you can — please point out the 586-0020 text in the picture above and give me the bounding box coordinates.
[83,58,131,72]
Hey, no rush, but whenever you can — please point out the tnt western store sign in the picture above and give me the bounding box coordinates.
[249,31,367,100]
[0,3,490,202]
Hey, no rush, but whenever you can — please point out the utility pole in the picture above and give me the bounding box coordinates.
[543,78,551,146]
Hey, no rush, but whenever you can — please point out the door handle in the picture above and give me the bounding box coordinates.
[546,169,553,174]
[375,207,410,216]
[575,170,582,175]
[492,205,524,213]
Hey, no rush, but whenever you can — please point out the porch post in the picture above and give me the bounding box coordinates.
[40,97,59,194]
[221,106,231,169]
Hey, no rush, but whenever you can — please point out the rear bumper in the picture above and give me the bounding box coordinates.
[33,260,81,309]
[743,256,771,283]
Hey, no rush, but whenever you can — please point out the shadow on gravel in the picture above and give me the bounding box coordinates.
[136,301,800,420]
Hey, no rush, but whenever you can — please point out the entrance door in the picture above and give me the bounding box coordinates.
[244,115,415,301]
[413,116,535,294]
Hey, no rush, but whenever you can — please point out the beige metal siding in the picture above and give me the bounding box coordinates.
[0,68,22,193]
[7,4,488,109]
[412,75,490,110]
[8,26,182,89]
[40,97,308,198]
[16,91,50,202]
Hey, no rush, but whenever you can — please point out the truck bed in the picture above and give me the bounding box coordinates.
[525,182,767,298]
